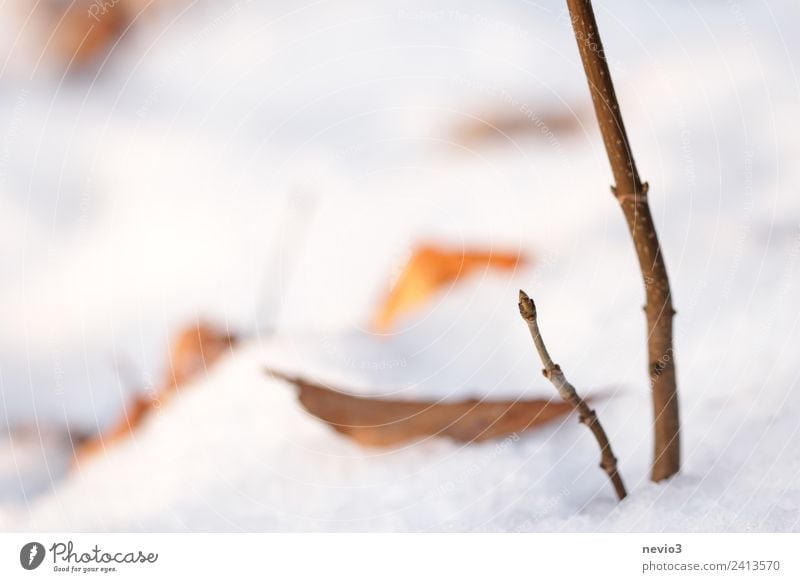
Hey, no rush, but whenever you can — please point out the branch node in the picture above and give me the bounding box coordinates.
[611,181,649,204]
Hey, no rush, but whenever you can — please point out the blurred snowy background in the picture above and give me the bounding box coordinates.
[0,0,799,531]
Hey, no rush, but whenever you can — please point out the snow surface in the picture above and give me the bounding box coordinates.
[1,0,799,531]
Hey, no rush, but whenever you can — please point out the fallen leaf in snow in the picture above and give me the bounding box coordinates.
[31,0,169,72]
[165,322,237,388]
[267,369,573,446]
[372,244,526,333]
[451,106,583,146]
[75,322,236,462]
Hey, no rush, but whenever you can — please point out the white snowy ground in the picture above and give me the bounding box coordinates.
[0,0,799,531]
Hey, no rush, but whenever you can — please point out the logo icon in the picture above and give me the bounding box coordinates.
[20,542,46,570]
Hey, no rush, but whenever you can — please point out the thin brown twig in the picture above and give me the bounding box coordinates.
[518,290,627,501]
[565,0,680,482]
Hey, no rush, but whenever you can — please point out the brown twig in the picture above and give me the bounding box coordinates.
[518,290,627,501]
[565,0,679,482]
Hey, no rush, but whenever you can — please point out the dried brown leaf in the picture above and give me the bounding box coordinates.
[372,244,526,333]
[75,322,236,461]
[268,369,574,446]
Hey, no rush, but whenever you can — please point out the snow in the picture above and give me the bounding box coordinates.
[1,0,799,531]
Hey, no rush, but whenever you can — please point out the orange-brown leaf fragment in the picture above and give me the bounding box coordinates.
[372,245,526,333]
[268,370,573,447]
[451,107,583,146]
[165,322,237,388]
[75,322,236,461]
[30,0,168,72]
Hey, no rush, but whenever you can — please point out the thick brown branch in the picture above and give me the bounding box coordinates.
[518,290,627,501]
[565,0,680,481]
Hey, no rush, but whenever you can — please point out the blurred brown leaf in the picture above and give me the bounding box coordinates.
[75,322,236,462]
[451,107,583,146]
[34,0,168,72]
[268,369,573,446]
[372,244,526,333]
